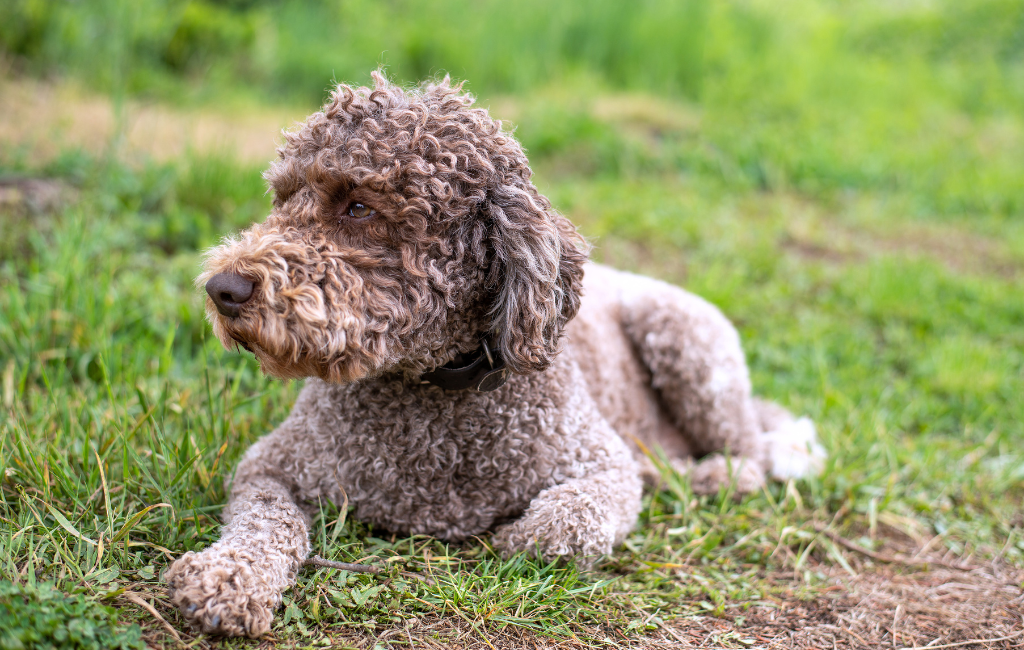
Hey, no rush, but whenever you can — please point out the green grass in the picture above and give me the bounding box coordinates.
[1,0,1023,647]
[1,139,1021,647]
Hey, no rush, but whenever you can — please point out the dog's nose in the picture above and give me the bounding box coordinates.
[206,273,254,318]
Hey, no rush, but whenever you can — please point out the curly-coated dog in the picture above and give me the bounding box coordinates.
[164,72,825,637]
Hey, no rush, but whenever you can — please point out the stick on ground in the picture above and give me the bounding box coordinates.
[811,524,980,572]
[303,554,382,574]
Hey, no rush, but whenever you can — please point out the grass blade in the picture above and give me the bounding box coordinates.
[110,503,172,544]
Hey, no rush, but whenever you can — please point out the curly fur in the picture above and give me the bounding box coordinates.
[165,71,824,637]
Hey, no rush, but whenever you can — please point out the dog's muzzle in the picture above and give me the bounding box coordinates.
[206,272,255,318]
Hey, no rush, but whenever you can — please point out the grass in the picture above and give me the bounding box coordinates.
[1,0,1023,647]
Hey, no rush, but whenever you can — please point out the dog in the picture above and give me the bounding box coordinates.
[163,72,824,637]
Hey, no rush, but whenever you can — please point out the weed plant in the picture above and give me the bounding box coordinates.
[0,581,145,650]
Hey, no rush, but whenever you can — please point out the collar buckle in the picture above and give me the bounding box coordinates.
[420,337,509,392]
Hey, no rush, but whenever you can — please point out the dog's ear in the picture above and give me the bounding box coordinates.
[486,185,588,375]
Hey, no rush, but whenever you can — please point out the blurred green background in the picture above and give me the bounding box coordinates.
[1,0,1023,645]
[4,0,1024,215]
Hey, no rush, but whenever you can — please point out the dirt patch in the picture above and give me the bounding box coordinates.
[0,176,74,215]
[782,217,1023,280]
[780,236,864,267]
[867,223,1023,279]
[665,565,1024,650]
[0,176,76,259]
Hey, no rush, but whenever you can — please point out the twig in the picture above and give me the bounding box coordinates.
[303,554,381,574]
[303,554,436,585]
[811,524,980,571]
[841,625,871,647]
[656,619,689,646]
[120,591,185,647]
[893,603,903,649]
[896,628,1024,650]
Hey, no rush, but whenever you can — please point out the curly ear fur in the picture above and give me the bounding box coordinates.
[487,185,588,375]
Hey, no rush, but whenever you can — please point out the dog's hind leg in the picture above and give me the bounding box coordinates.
[620,282,770,494]
[619,278,825,489]
[163,436,312,637]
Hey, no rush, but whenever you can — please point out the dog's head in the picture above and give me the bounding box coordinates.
[199,72,587,384]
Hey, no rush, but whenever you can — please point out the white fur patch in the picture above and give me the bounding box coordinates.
[762,417,826,480]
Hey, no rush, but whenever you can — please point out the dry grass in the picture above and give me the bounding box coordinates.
[0,77,299,165]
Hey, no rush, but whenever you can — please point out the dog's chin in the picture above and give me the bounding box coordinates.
[235,340,371,385]
[210,315,372,384]
[253,349,323,380]
[319,356,372,384]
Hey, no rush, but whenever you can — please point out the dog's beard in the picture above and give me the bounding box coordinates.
[208,301,371,383]
[250,344,334,381]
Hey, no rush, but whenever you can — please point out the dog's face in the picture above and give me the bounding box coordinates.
[199,73,587,384]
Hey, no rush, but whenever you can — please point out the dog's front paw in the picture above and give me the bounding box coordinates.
[492,483,618,567]
[164,547,280,638]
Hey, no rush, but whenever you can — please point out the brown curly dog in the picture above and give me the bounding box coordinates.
[163,72,825,637]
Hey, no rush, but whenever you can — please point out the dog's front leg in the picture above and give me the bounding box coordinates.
[163,474,311,637]
[492,423,642,568]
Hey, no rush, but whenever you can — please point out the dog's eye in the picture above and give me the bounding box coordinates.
[346,203,375,219]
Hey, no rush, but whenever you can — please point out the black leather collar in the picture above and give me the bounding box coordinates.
[420,338,510,392]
